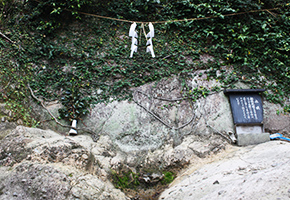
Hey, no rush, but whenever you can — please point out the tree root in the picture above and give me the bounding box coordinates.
[133,90,195,130]
[206,123,235,144]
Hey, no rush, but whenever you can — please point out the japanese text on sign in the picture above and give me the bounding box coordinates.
[235,97,260,121]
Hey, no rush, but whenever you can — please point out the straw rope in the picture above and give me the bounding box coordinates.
[78,7,282,24]
[31,0,286,24]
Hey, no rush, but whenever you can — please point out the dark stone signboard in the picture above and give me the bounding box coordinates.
[224,89,265,125]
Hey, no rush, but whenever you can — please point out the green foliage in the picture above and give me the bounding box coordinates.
[58,76,89,120]
[161,171,175,184]
[284,105,290,113]
[111,168,175,192]
[1,0,290,126]
[0,40,38,126]
[26,0,93,34]
[111,170,140,190]
[182,86,211,102]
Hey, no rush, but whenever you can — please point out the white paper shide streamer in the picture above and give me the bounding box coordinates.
[129,22,156,58]
[146,22,155,58]
[129,22,138,58]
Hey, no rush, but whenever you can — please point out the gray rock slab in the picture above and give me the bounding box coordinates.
[263,101,290,134]
[236,125,270,146]
[237,132,270,146]
[159,141,290,200]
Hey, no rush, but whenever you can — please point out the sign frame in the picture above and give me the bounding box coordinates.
[224,89,265,126]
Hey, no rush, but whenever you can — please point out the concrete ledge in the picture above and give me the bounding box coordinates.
[237,132,270,146]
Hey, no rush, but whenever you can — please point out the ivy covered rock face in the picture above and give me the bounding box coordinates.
[1,0,289,126]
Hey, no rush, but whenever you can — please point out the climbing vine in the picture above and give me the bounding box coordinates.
[0,0,289,125]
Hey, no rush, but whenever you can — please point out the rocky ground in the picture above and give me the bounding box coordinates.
[1,124,290,200]
[160,140,290,200]
[0,125,128,200]
[0,124,227,200]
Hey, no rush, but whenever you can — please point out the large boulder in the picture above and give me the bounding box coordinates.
[84,74,234,152]
[0,126,128,200]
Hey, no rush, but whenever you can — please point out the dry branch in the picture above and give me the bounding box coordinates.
[0,31,16,44]
[206,123,234,144]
